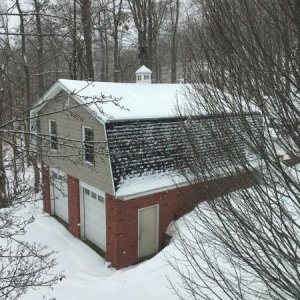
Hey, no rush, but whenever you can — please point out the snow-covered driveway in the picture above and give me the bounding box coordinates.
[19,202,179,300]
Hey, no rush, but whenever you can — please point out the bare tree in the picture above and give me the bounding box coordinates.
[169,0,300,299]
[127,0,167,73]
[0,209,62,299]
[0,70,7,207]
[95,4,110,81]
[80,0,94,80]
[169,0,179,83]
[15,0,32,162]
[15,0,42,193]
[0,77,63,299]
[0,3,95,298]
[112,0,123,82]
[33,0,45,96]
[71,0,78,79]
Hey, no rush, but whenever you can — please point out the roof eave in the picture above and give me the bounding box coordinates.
[30,80,62,114]
[115,180,188,201]
[31,80,105,125]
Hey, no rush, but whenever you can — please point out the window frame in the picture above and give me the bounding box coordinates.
[137,75,142,81]
[49,119,58,151]
[82,125,95,164]
[65,96,70,107]
[144,74,150,80]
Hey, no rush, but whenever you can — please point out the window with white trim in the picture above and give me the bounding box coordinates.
[83,126,95,163]
[144,75,150,80]
[49,119,58,150]
[137,75,142,81]
[98,195,104,203]
[65,96,70,107]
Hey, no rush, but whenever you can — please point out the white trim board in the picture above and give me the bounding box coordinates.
[80,181,105,198]
[31,80,105,125]
[117,183,181,201]
[103,123,116,197]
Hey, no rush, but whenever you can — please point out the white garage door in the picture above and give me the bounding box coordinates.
[50,169,69,223]
[80,184,106,251]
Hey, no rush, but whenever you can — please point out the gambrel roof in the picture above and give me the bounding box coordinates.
[106,113,262,198]
[32,79,261,199]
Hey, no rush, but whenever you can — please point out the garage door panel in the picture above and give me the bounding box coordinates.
[50,170,69,224]
[81,186,106,251]
[53,185,68,222]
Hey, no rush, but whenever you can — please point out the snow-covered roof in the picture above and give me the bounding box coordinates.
[115,172,186,199]
[33,78,262,198]
[135,65,152,74]
[58,79,184,121]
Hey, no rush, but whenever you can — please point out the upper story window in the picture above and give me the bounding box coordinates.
[83,126,94,164]
[65,96,70,107]
[144,75,150,80]
[49,119,58,150]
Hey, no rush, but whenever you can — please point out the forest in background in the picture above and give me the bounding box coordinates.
[0,0,187,116]
[0,0,189,196]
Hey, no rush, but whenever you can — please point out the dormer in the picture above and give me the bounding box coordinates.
[135,65,152,84]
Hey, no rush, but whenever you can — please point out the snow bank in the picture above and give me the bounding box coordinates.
[15,202,180,300]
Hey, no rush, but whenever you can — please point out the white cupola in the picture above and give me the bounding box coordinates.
[135,65,152,84]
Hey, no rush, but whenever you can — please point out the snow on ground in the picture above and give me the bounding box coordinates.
[16,201,181,300]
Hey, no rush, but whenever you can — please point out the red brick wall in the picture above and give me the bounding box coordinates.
[106,194,119,266]
[67,175,80,238]
[42,164,51,214]
[106,172,252,269]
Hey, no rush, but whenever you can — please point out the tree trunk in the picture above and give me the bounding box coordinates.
[72,0,77,80]
[112,0,123,82]
[16,0,40,192]
[0,72,7,207]
[16,0,31,166]
[170,0,179,83]
[33,0,45,96]
[80,0,94,80]
[128,0,167,72]
[147,0,153,69]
